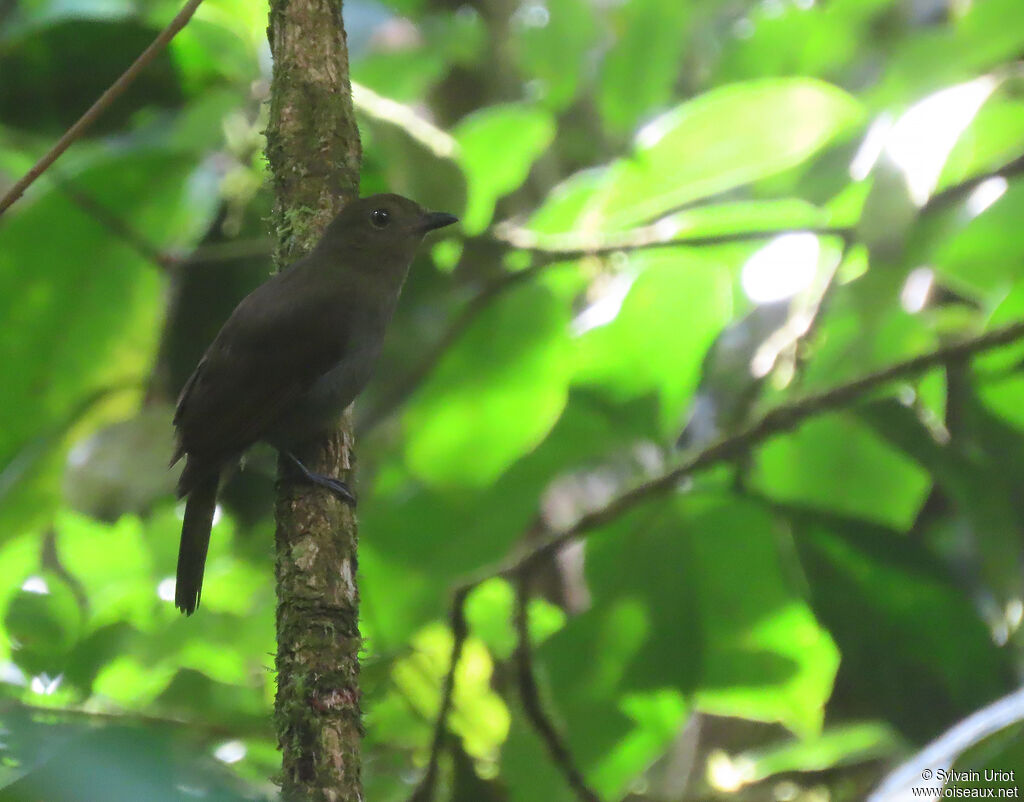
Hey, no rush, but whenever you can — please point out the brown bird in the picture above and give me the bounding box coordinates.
[170,194,457,614]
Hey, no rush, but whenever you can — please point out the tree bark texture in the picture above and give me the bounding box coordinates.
[265,0,363,799]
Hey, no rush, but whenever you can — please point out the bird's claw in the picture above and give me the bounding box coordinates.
[281,451,357,507]
[315,475,357,506]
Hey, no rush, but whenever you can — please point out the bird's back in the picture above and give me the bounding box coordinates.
[172,259,354,480]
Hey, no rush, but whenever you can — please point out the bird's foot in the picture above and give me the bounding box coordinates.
[281,451,357,506]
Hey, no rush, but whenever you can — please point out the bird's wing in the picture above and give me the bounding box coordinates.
[173,268,347,462]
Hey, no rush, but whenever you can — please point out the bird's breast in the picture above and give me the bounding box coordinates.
[265,341,382,449]
[308,343,381,409]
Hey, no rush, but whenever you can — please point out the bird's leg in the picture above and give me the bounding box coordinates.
[280,451,356,506]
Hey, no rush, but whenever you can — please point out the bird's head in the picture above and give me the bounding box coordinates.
[319,193,458,269]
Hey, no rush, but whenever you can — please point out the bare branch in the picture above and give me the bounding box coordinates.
[409,586,470,802]
[57,180,176,270]
[59,179,273,271]
[869,684,1024,801]
[185,237,273,264]
[0,0,205,216]
[361,156,1018,436]
[496,222,853,266]
[921,155,1024,216]
[404,178,1024,801]
[456,318,1024,592]
[352,83,458,160]
[513,574,600,802]
[5,700,270,740]
[359,225,847,434]
[413,318,1024,802]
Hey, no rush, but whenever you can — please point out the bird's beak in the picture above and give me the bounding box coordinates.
[416,211,459,233]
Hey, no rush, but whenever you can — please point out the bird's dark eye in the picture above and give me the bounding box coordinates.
[370,208,391,228]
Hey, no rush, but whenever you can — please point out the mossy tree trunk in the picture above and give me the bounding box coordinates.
[264,0,363,799]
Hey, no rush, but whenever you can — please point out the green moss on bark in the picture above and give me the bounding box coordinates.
[265,0,363,798]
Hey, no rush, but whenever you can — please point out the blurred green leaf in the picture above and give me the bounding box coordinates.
[365,388,660,648]
[0,148,215,537]
[403,281,571,486]
[168,17,258,91]
[525,167,611,235]
[592,78,863,229]
[56,511,155,631]
[155,666,272,732]
[686,495,839,737]
[712,0,891,85]
[574,249,735,432]
[869,0,1024,108]
[596,0,689,135]
[520,492,838,796]
[453,103,556,233]
[536,512,697,797]
[93,655,176,706]
[663,198,833,237]
[752,411,932,529]
[5,572,83,674]
[933,178,1024,296]
[353,48,448,105]
[791,508,1015,742]
[0,533,44,642]
[515,0,598,110]
[857,397,1024,604]
[371,623,508,766]
[0,18,184,135]
[529,192,832,242]
[706,721,899,793]
[465,578,516,660]
[501,709,577,802]
[796,289,937,391]
[939,95,1024,190]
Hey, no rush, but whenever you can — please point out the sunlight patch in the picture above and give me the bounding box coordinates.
[741,233,819,303]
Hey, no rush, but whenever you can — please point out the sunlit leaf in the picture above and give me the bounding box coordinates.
[574,249,735,432]
[403,281,571,486]
[939,96,1024,190]
[592,79,863,229]
[707,722,898,793]
[752,412,932,529]
[465,578,516,660]
[933,179,1024,296]
[93,655,176,706]
[686,495,839,737]
[56,511,155,630]
[454,103,556,233]
[386,623,509,762]
[524,167,611,235]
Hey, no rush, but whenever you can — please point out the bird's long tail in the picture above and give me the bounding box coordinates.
[175,468,219,615]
